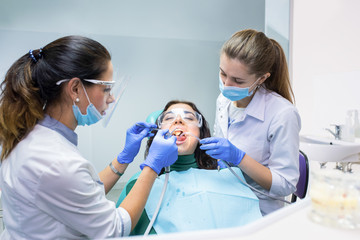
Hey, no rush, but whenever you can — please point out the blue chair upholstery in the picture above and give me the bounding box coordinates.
[146,110,162,124]
[291,150,309,202]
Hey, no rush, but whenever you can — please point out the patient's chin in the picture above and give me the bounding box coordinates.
[177,144,196,156]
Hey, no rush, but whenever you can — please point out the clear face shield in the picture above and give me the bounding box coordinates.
[102,74,130,127]
[56,74,130,128]
[156,108,203,129]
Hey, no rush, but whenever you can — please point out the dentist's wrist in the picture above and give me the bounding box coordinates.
[109,162,124,176]
[109,159,128,176]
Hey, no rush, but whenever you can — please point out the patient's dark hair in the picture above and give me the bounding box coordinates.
[145,100,217,170]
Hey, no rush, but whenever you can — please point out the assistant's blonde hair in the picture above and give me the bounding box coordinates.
[221,29,294,103]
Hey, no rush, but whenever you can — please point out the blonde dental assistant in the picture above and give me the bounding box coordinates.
[200,29,301,215]
[0,36,177,239]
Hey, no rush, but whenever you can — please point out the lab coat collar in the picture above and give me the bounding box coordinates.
[39,114,78,146]
[217,88,266,137]
[244,87,266,122]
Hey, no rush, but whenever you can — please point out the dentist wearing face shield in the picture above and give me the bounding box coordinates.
[0,36,178,239]
[200,29,301,215]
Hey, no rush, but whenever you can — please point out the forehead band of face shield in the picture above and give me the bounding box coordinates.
[157,108,203,128]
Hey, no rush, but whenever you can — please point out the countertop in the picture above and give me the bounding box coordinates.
[119,198,360,240]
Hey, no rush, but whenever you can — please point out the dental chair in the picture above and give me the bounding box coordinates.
[291,150,309,202]
[146,110,162,124]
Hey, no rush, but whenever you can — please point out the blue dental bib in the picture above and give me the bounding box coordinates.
[145,167,262,234]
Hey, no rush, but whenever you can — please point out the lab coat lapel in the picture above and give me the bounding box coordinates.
[218,96,230,138]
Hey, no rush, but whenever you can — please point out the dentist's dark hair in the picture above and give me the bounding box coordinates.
[221,29,294,104]
[144,100,217,171]
[0,35,111,161]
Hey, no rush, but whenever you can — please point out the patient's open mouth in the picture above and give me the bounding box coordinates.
[172,129,186,141]
[172,129,184,137]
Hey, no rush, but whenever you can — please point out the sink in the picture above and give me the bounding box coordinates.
[300,135,360,163]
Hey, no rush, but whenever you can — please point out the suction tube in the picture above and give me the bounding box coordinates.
[220,160,291,204]
[144,166,170,236]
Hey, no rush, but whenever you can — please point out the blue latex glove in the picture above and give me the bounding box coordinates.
[140,129,178,174]
[217,159,228,169]
[199,137,246,166]
[117,122,157,164]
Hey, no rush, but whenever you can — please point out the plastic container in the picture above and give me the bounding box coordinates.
[353,110,360,138]
[309,169,360,229]
[341,110,355,142]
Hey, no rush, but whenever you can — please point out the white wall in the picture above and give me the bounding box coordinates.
[265,0,291,62]
[0,0,266,186]
[292,0,360,137]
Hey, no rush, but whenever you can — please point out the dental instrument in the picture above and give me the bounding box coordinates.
[220,159,292,204]
[179,132,201,141]
[135,123,160,133]
[135,123,176,138]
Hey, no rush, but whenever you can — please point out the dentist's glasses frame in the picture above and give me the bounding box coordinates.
[56,79,116,86]
[156,108,203,128]
[56,79,116,97]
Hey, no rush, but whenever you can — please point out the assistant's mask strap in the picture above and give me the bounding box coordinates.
[247,78,261,95]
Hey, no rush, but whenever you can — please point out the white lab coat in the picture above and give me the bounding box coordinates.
[0,118,131,239]
[214,87,301,215]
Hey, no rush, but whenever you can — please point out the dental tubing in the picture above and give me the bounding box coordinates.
[144,166,170,236]
[220,160,291,204]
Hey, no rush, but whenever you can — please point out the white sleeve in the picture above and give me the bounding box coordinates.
[35,158,131,238]
[268,107,301,196]
[117,207,132,236]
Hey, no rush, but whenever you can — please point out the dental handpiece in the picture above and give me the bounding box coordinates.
[136,123,175,138]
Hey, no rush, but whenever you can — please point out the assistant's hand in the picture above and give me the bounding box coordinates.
[140,129,178,174]
[199,137,246,166]
[117,122,157,164]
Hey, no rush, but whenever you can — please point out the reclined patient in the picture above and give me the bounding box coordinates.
[116,100,262,235]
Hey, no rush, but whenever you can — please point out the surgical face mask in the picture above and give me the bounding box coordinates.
[157,108,203,128]
[219,76,260,101]
[57,78,121,127]
[73,84,103,126]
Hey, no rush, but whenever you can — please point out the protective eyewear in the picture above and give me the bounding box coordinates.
[56,79,116,86]
[102,75,130,127]
[157,108,203,128]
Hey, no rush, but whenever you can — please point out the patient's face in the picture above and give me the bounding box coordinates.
[161,103,201,155]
